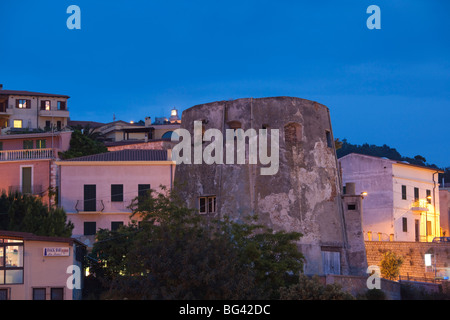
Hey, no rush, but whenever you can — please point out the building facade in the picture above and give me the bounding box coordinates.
[56,149,176,247]
[69,108,181,143]
[339,153,443,242]
[439,188,450,237]
[0,131,72,205]
[0,84,70,132]
[173,97,367,276]
[0,231,85,300]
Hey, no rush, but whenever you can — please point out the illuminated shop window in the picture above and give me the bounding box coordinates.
[0,238,24,284]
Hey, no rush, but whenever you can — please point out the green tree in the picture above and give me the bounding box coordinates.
[380,251,404,281]
[88,187,304,300]
[59,126,108,160]
[0,191,74,237]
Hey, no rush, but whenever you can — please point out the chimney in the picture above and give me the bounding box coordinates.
[345,182,356,195]
[145,117,152,127]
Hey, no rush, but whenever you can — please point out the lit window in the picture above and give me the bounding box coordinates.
[0,238,24,285]
[41,100,51,110]
[13,120,23,128]
[16,99,29,109]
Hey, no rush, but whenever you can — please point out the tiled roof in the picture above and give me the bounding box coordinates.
[0,89,70,98]
[65,149,168,162]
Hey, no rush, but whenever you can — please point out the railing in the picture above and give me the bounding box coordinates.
[0,148,53,161]
[411,199,430,211]
[75,200,105,213]
[6,185,44,196]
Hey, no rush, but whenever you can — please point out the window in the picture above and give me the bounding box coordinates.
[36,139,46,149]
[13,120,23,128]
[347,204,356,211]
[16,99,30,109]
[33,288,46,300]
[0,289,7,300]
[21,167,32,194]
[84,222,96,236]
[23,140,33,149]
[427,221,432,236]
[51,288,64,300]
[0,238,24,285]
[41,100,51,111]
[84,185,96,212]
[414,187,419,202]
[401,185,407,200]
[0,142,3,151]
[326,131,333,148]
[111,221,124,232]
[426,190,431,204]
[198,196,216,215]
[57,101,66,110]
[402,217,408,232]
[138,184,151,203]
[111,184,123,202]
[57,121,62,131]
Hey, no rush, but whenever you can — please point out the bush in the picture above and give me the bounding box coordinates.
[380,251,404,281]
[365,288,386,300]
[279,274,354,300]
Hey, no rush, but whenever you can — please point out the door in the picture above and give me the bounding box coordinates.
[21,167,32,194]
[322,251,341,275]
[84,185,96,212]
[415,220,420,242]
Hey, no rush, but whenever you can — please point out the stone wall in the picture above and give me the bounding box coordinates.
[174,97,367,276]
[365,241,450,281]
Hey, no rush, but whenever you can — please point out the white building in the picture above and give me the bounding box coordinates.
[339,153,443,242]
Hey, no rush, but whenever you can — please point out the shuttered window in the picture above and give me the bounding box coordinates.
[23,140,33,149]
[402,217,408,232]
[84,185,96,212]
[84,222,96,236]
[111,184,123,202]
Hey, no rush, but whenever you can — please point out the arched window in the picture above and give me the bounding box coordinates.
[284,122,302,144]
[162,131,174,139]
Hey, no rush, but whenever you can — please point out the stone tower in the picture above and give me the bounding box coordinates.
[173,97,367,276]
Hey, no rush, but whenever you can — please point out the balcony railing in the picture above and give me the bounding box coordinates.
[0,148,53,161]
[75,200,105,213]
[7,185,44,196]
[411,199,430,212]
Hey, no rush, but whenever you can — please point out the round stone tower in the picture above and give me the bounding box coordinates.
[173,97,366,275]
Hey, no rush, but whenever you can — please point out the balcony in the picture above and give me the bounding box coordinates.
[7,185,44,196]
[0,108,13,116]
[75,200,105,213]
[39,109,70,118]
[411,199,430,212]
[0,148,54,161]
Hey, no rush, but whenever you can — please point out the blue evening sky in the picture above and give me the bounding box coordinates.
[1,1,449,167]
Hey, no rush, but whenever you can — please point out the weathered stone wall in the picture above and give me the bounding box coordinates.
[174,97,367,275]
[365,241,450,281]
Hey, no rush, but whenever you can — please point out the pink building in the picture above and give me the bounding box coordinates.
[0,131,72,205]
[0,230,85,300]
[56,149,176,247]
